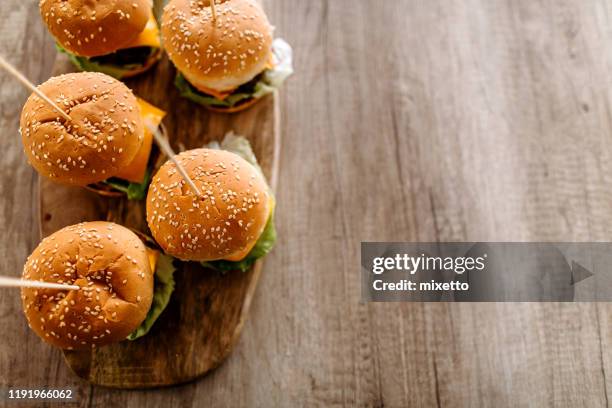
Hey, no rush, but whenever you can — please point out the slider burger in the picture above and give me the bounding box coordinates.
[39,0,162,79]
[146,145,276,271]
[21,222,156,349]
[19,72,167,200]
[162,0,293,113]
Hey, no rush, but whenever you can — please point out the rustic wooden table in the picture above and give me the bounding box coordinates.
[1,0,611,406]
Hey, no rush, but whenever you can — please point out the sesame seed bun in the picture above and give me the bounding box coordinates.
[146,149,271,262]
[161,0,273,92]
[39,0,151,57]
[20,72,144,186]
[21,222,154,350]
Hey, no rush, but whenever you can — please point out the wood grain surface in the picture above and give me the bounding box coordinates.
[1,0,612,406]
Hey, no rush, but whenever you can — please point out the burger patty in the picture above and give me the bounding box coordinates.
[89,46,157,68]
[176,71,267,108]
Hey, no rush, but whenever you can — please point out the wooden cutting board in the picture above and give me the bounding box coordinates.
[37,12,280,387]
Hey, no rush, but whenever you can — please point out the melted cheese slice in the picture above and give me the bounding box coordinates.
[146,247,159,273]
[224,195,276,262]
[194,85,237,101]
[122,13,161,49]
[114,98,166,183]
[193,53,277,101]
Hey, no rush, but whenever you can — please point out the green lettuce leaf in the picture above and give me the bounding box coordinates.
[103,167,152,201]
[55,43,156,79]
[56,44,133,79]
[127,254,176,340]
[201,211,277,273]
[174,73,257,108]
[206,132,263,174]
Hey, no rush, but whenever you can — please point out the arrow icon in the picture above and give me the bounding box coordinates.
[571,260,594,285]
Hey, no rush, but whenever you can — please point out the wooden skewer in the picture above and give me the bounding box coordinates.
[0,276,80,291]
[146,122,202,197]
[210,0,217,21]
[0,55,72,122]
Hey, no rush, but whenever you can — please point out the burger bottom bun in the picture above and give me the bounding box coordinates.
[204,96,262,114]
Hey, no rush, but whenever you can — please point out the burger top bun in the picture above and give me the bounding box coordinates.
[162,0,273,92]
[20,72,144,186]
[146,148,271,262]
[39,0,151,57]
[21,222,154,350]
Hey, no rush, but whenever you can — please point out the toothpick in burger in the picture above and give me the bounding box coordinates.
[21,222,176,349]
[146,133,277,271]
[19,72,167,200]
